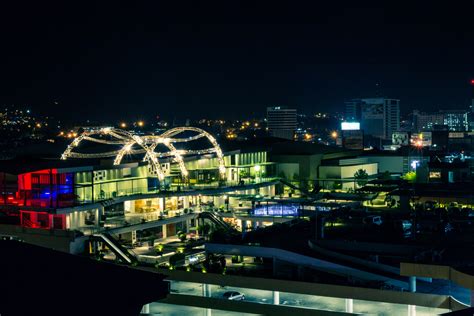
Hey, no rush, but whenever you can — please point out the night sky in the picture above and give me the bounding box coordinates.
[1,1,474,121]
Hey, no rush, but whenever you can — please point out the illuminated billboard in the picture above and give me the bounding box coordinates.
[392,132,409,145]
[410,132,432,147]
[448,132,464,138]
[341,122,360,130]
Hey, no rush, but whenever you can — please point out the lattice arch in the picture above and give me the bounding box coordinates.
[61,127,226,181]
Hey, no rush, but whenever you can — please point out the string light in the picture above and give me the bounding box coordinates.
[61,126,226,180]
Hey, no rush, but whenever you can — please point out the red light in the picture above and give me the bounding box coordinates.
[471,79,474,85]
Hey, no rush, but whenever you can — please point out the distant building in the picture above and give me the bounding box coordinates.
[413,109,468,132]
[266,106,297,140]
[469,79,474,131]
[442,110,468,131]
[318,157,378,190]
[469,80,474,114]
[342,130,364,150]
[345,98,400,140]
[412,110,444,132]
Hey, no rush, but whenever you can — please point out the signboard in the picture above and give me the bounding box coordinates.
[392,132,409,145]
[341,122,360,131]
[410,132,432,147]
[449,132,465,138]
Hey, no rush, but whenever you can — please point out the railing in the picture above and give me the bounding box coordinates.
[74,178,279,205]
[93,233,136,264]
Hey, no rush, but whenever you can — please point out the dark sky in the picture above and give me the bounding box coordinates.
[1,1,474,121]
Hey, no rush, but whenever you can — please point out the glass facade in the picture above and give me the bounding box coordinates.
[74,165,150,203]
[18,169,75,208]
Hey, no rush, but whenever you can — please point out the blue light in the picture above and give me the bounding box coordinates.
[253,205,298,216]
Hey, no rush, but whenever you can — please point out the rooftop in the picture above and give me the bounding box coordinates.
[221,138,350,156]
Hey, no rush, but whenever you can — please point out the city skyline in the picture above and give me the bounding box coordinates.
[1,2,474,121]
[3,3,474,314]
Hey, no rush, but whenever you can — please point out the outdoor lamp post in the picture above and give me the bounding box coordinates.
[254,165,261,182]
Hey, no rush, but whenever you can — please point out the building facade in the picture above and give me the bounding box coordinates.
[413,109,468,132]
[266,106,297,140]
[345,98,400,140]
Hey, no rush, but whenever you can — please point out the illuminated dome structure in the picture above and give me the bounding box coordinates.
[61,127,226,181]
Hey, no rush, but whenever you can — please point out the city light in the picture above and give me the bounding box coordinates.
[137,121,144,127]
[61,126,227,180]
[410,160,420,170]
[120,122,127,128]
[331,131,338,139]
[341,122,360,130]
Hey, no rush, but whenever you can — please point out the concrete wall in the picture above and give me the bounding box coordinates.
[319,163,378,180]
[163,269,453,310]
[340,163,377,179]
[276,163,299,180]
[366,156,405,174]
[0,224,77,253]
[401,263,474,290]
[272,154,323,179]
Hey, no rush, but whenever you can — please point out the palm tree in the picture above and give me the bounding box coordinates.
[354,169,369,188]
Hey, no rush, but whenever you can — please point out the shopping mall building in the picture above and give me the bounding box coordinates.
[0,147,279,253]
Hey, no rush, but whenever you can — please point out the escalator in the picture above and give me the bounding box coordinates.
[199,211,236,233]
[92,233,137,265]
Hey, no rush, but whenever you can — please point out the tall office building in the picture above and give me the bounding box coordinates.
[469,80,474,131]
[412,110,445,132]
[344,98,400,140]
[442,110,468,131]
[471,79,474,110]
[266,106,297,140]
[413,109,468,132]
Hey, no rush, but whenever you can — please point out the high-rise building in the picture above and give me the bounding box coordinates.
[442,110,468,131]
[413,109,468,132]
[266,106,297,140]
[468,80,474,131]
[344,98,400,140]
[412,110,444,132]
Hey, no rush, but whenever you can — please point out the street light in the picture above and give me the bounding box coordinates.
[254,165,261,182]
[137,121,144,127]
[120,122,127,128]
[331,131,338,139]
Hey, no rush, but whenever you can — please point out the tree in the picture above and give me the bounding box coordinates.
[178,232,187,242]
[354,169,369,187]
[154,243,164,254]
[403,171,417,183]
[239,169,249,178]
[332,181,342,191]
